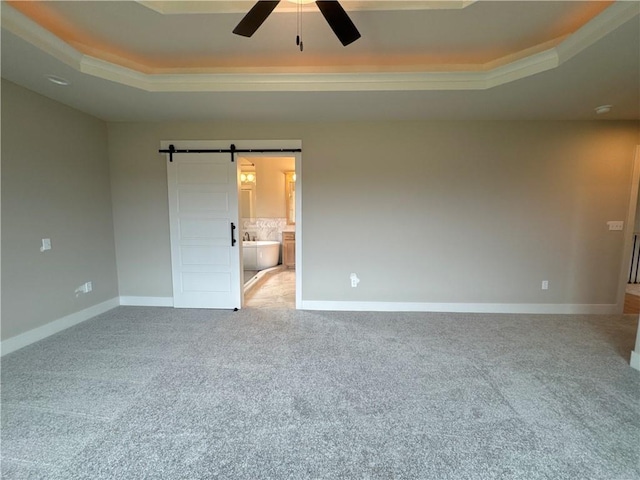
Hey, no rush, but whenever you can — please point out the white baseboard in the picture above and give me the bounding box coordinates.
[631,351,640,371]
[300,301,619,315]
[119,296,173,307]
[1,298,120,356]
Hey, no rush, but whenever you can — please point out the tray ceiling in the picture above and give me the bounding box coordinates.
[1,1,638,121]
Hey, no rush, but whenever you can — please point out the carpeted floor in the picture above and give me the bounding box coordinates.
[1,308,639,479]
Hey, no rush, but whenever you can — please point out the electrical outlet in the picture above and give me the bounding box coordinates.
[75,282,93,296]
[350,273,360,288]
[607,221,624,231]
[40,238,52,252]
[541,280,549,290]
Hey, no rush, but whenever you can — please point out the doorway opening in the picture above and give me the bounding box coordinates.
[163,139,301,311]
[239,154,299,309]
[622,146,640,314]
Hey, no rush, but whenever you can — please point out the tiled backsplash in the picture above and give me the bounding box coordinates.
[242,218,289,242]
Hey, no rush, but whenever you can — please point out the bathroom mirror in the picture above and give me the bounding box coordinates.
[240,170,256,219]
[239,157,294,224]
[285,171,296,225]
[240,186,255,218]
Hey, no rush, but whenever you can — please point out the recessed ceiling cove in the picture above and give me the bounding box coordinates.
[1,0,636,94]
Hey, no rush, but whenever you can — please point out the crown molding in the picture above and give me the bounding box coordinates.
[2,1,638,93]
[556,0,640,64]
[1,2,83,70]
[136,1,478,15]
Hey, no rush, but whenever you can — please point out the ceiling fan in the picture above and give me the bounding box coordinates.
[233,0,361,47]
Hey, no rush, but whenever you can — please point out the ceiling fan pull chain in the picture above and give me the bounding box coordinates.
[297,1,303,51]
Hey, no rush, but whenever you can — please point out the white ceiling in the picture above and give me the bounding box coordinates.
[1,1,638,122]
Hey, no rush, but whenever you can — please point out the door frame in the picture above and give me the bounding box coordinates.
[617,145,640,311]
[237,147,303,310]
[162,139,303,310]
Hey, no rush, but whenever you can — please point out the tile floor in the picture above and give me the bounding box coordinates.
[243,270,259,285]
[626,283,640,296]
[624,284,640,314]
[244,268,295,309]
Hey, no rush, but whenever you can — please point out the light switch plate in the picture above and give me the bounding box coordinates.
[607,221,624,231]
[40,238,52,252]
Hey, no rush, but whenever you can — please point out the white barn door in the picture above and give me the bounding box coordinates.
[167,152,241,309]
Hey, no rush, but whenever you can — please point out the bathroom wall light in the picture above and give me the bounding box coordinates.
[241,172,256,184]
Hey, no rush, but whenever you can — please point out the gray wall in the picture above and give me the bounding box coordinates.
[108,120,639,306]
[1,80,119,340]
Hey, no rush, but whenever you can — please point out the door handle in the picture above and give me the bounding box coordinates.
[231,222,237,247]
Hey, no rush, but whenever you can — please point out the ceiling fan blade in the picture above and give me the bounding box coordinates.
[233,1,280,37]
[315,0,361,46]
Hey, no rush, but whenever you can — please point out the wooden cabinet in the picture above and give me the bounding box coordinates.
[282,231,295,268]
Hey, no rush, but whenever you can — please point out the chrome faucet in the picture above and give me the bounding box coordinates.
[243,232,250,241]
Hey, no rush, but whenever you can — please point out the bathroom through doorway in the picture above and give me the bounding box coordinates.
[239,153,300,309]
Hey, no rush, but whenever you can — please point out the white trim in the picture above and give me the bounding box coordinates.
[119,296,174,307]
[0,298,119,356]
[300,301,619,315]
[1,3,83,70]
[556,1,639,65]
[617,146,640,310]
[294,151,302,310]
[631,350,640,371]
[3,2,638,93]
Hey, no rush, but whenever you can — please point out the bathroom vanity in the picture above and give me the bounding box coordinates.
[282,231,295,269]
